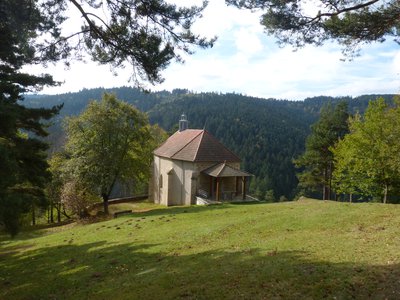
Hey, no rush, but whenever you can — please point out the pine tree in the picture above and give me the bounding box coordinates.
[295,102,349,199]
[0,0,61,235]
[1,0,213,234]
[227,0,400,57]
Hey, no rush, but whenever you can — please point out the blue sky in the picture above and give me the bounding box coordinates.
[31,0,400,100]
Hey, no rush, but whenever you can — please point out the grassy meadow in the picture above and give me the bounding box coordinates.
[1,199,400,299]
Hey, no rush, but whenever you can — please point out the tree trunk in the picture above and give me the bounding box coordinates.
[322,167,330,200]
[57,204,61,223]
[62,206,71,219]
[31,204,36,226]
[50,200,54,223]
[322,184,329,200]
[102,194,109,214]
[349,193,353,203]
[383,184,388,204]
[328,161,332,200]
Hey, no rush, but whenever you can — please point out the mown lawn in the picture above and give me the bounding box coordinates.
[1,199,400,299]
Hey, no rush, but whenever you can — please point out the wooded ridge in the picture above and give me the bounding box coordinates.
[24,87,395,200]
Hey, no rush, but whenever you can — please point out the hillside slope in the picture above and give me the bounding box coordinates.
[24,88,396,198]
[1,200,399,299]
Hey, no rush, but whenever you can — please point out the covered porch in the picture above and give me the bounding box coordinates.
[197,163,253,202]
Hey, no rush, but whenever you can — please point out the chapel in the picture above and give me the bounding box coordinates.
[150,115,252,206]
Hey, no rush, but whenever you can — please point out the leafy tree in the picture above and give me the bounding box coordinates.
[60,180,98,219]
[264,190,275,202]
[1,0,211,234]
[332,98,400,203]
[46,152,71,223]
[64,93,154,214]
[295,101,349,199]
[227,0,400,56]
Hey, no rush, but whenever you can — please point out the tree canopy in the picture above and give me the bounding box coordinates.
[295,101,349,199]
[332,97,400,203]
[64,93,155,214]
[1,0,212,234]
[11,0,214,85]
[0,0,62,236]
[227,0,400,55]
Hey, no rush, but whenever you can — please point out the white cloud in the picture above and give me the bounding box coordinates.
[392,51,400,75]
[27,0,400,100]
[234,28,263,55]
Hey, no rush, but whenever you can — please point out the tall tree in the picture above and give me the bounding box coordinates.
[332,97,400,203]
[0,0,61,236]
[227,0,400,56]
[1,0,213,234]
[295,101,349,199]
[64,93,154,214]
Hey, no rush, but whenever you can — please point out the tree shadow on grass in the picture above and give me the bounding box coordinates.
[1,239,399,299]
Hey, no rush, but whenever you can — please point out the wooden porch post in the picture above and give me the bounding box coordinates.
[235,177,239,196]
[242,176,246,200]
[216,178,220,201]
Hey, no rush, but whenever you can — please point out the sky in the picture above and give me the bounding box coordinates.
[30,0,400,100]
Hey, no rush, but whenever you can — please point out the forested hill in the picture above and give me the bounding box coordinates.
[149,94,314,199]
[24,87,395,199]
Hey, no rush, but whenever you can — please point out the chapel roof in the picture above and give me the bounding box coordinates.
[154,129,241,162]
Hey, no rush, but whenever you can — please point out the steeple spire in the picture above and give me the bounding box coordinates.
[179,113,188,132]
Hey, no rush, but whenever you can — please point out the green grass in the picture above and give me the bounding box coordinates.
[1,199,400,299]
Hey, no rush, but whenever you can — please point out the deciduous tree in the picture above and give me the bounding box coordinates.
[64,93,154,214]
[332,97,400,203]
[1,0,212,234]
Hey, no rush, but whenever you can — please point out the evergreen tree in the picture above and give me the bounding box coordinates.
[1,0,213,234]
[7,0,214,86]
[0,0,61,235]
[227,0,400,56]
[295,101,349,199]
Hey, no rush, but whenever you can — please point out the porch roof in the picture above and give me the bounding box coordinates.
[201,163,253,178]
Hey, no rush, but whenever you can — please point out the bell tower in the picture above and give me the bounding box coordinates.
[179,113,188,132]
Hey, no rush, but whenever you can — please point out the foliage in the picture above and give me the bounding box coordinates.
[1,200,400,299]
[46,152,72,222]
[0,0,61,236]
[332,97,400,203]
[295,102,349,199]
[60,181,99,218]
[2,0,212,234]
[10,0,214,86]
[24,89,395,200]
[227,0,400,56]
[149,93,314,199]
[64,93,154,214]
